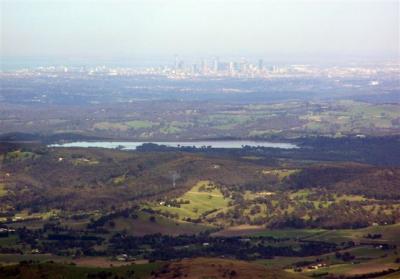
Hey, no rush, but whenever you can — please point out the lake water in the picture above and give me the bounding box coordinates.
[49,140,298,150]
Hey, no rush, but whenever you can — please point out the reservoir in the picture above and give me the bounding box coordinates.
[49,140,298,150]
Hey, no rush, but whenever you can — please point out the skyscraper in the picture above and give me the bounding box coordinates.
[213,57,219,73]
[174,55,179,70]
[201,59,207,74]
[258,59,264,71]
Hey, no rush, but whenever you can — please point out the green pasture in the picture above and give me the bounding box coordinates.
[149,180,230,220]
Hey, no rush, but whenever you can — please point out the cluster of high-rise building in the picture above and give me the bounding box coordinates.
[163,56,282,78]
[138,58,400,80]
[2,57,398,81]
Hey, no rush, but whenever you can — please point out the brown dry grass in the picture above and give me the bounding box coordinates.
[345,263,400,276]
[72,257,148,268]
[211,225,266,237]
[151,257,306,279]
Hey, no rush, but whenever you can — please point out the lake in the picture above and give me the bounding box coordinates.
[49,140,298,150]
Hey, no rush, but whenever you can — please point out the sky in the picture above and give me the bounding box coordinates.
[1,0,399,65]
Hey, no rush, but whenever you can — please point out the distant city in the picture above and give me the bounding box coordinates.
[1,56,399,81]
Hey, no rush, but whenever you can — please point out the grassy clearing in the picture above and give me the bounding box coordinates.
[346,246,390,259]
[112,174,126,185]
[0,253,67,264]
[107,211,212,236]
[256,256,317,269]
[5,150,37,161]
[289,190,366,203]
[248,129,283,137]
[300,101,400,134]
[160,125,182,134]
[125,120,158,129]
[12,209,60,222]
[211,225,266,237]
[241,156,264,160]
[0,235,18,247]
[160,121,190,134]
[72,158,99,166]
[262,169,299,181]
[93,120,158,131]
[253,229,326,239]
[93,122,128,131]
[257,244,398,270]
[298,255,400,277]
[335,194,366,202]
[235,223,400,245]
[289,189,312,200]
[149,180,230,221]
[377,271,400,278]
[243,191,275,201]
[205,114,252,130]
[306,223,400,244]
[72,257,149,268]
[0,183,7,197]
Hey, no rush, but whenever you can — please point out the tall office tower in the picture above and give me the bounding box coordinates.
[240,58,248,73]
[213,57,219,72]
[191,64,198,74]
[178,60,184,70]
[174,55,179,70]
[241,62,248,73]
[233,62,240,73]
[229,61,235,75]
[258,59,264,71]
[201,59,207,74]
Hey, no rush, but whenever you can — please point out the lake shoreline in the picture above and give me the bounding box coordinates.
[49,140,299,150]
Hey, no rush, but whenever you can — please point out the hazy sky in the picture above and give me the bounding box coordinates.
[1,0,399,63]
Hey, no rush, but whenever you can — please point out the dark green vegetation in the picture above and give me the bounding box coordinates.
[1,69,399,140]
[1,100,400,141]
[151,257,308,279]
[0,261,160,279]
[0,258,310,279]
[0,135,399,278]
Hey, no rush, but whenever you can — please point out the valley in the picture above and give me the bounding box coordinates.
[0,137,399,278]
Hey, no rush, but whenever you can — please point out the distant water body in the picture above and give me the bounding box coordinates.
[49,141,298,150]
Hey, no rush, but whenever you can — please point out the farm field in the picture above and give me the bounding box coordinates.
[295,255,400,277]
[0,183,7,197]
[105,211,212,236]
[305,223,400,245]
[147,180,230,221]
